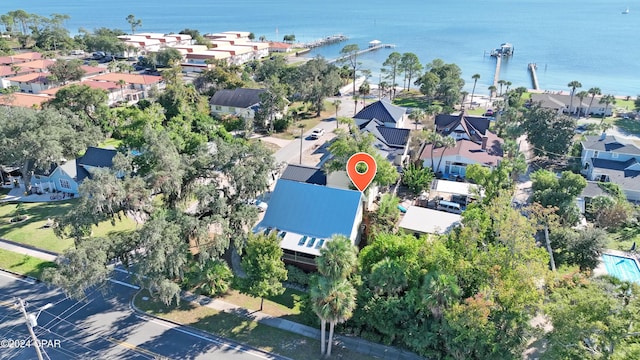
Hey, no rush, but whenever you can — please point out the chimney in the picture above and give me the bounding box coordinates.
[481,136,488,150]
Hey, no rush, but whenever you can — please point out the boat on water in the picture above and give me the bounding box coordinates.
[622,7,629,14]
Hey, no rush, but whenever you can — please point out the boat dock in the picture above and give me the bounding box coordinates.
[491,55,502,98]
[528,63,540,90]
[328,43,396,64]
[298,34,348,49]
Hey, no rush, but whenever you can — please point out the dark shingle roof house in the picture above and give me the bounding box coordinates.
[209,88,265,108]
[280,164,327,185]
[354,99,405,128]
[581,135,640,155]
[78,147,117,168]
[435,113,491,144]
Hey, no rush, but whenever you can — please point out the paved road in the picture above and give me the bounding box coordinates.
[273,95,358,165]
[0,271,286,360]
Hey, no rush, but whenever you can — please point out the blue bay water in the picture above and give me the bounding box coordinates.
[1,0,638,95]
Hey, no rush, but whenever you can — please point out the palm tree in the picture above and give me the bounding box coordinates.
[421,272,461,320]
[470,74,480,108]
[310,276,332,356]
[460,91,469,109]
[425,131,443,173]
[332,99,341,129]
[408,108,426,130]
[599,94,616,125]
[316,235,357,281]
[435,136,456,174]
[325,279,357,357]
[575,90,588,117]
[488,85,497,102]
[587,87,601,117]
[117,79,127,102]
[567,80,582,116]
[497,79,506,96]
[505,81,512,94]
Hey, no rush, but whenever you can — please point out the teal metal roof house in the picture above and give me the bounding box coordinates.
[255,179,363,268]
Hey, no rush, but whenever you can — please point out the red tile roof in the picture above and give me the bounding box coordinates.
[420,133,504,167]
[8,72,51,83]
[90,72,163,85]
[0,93,50,108]
[0,52,42,65]
[17,59,56,70]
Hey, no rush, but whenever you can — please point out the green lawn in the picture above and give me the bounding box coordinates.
[0,248,56,279]
[98,138,123,149]
[134,291,376,360]
[220,288,309,324]
[614,118,640,136]
[0,200,136,254]
[606,226,640,252]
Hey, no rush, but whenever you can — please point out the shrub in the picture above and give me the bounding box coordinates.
[285,264,310,287]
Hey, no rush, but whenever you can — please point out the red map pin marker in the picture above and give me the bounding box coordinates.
[346,152,377,192]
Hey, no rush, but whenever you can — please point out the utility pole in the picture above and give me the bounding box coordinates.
[17,298,45,360]
[298,124,305,164]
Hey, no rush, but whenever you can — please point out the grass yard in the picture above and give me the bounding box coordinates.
[219,288,309,324]
[134,291,375,360]
[614,118,640,136]
[99,138,123,149]
[392,92,431,109]
[0,200,136,254]
[0,248,56,279]
[606,226,640,252]
[270,102,336,140]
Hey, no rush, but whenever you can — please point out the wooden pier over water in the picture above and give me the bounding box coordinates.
[298,34,348,49]
[528,63,540,90]
[328,43,396,64]
[491,55,502,98]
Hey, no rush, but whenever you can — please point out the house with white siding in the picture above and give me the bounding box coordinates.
[580,134,640,202]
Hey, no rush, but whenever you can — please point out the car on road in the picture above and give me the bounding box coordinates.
[309,128,325,139]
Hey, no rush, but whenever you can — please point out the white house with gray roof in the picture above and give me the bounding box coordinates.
[209,88,266,120]
[581,135,640,202]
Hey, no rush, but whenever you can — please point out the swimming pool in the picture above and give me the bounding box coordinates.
[601,254,640,283]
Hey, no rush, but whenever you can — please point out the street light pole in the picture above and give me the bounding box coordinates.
[17,298,49,360]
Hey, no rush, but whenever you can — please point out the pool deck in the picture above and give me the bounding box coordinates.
[595,249,640,279]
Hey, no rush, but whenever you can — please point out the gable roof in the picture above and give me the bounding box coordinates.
[209,88,265,108]
[435,113,491,143]
[78,147,117,168]
[0,52,42,65]
[257,179,362,239]
[280,164,327,185]
[377,127,411,147]
[8,72,51,84]
[591,158,640,192]
[360,119,410,162]
[420,134,504,167]
[58,159,91,182]
[579,181,609,199]
[353,99,405,124]
[582,135,640,155]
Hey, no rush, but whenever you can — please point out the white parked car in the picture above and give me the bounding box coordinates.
[310,128,325,139]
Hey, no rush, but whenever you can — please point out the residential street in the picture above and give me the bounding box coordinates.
[0,271,286,360]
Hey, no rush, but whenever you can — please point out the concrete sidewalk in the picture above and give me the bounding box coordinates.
[0,239,425,360]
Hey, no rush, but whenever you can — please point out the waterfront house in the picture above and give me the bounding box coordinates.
[209,88,266,121]
[420,113,503,178]
[530,93,613,117]
[580,134,640,202]
[254,179,363,270]
[353,99,406,128]
[268,42,293,53]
